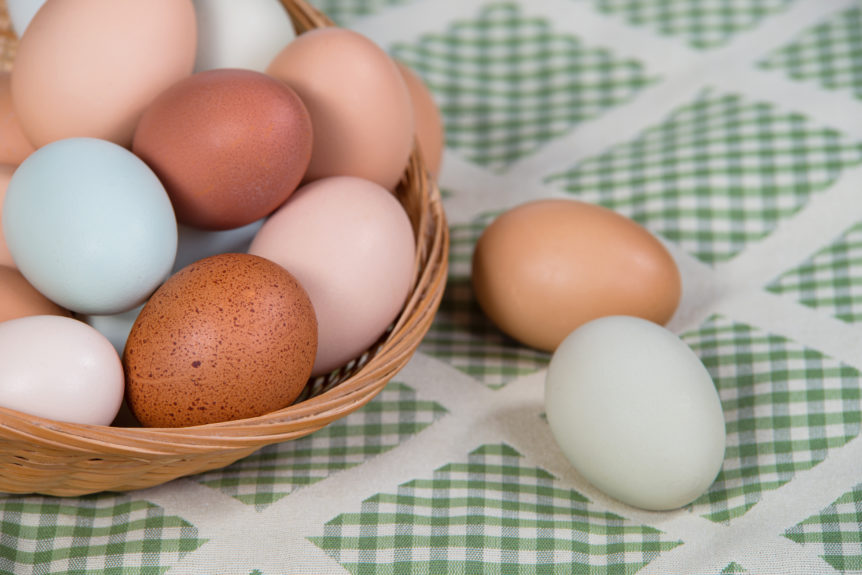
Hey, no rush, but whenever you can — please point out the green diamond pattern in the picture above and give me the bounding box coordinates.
[683,315,862,523]
[760,5,862,100]
[418,214,551,388]
[545,88,862,264]
[390,2,657,171]
[309,444,682,574]
[784,482,862,572]
[591,0,796,49]
[767,220,862,324]
[193,382,447,509]
[722,562,749,574]
[0,495,204,574]
[308,0,416,26]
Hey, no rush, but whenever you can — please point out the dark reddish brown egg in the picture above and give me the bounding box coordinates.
[123,253,317,427]
[132,68,313,230]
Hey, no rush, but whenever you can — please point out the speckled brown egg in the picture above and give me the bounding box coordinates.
[132,68,313,230]
[123,253,317,427]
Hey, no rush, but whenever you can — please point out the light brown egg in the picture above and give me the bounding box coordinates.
[0,72,35,164]
[471,199,682,352]
[11,0,197,148]
[123,253,317,427]
[0,265,70,322]
[0,163,16,268]
[397,62,444,179]
[267,28,414,191]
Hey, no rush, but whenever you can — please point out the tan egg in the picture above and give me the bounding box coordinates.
[0,265,70,322]
[11,0,197,148]
[123,253,317,428]
[267,28,414,191]
[0,73,35,164]
[472,199,682,352]
[0,163,16,268]
[397,62,444,179]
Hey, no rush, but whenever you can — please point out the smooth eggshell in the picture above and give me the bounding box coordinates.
[249,176,415,376]
[11,0,197,148]
[0,315,124,425]
[267,28,414,191]
[397,62,444,179]
[472,199,682,352]
[124,253,317,427]
[133,68,312,230]
[0,265,69,322]
[545,316,726,511]
[3,138,178,315]
[0,73,35,164]
[6,0,46,37]
[193,0,295,72]
[0,163,16,268]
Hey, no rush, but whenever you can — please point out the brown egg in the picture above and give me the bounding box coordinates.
[0,163,16,268]
[11,0,197,148]
[267,28,414,191]
[0,73,35,164]
[0,265,70,322]
[397,62,444,179]
[123,253,317,427]
[133,68,313,230]
[472,199,682,352]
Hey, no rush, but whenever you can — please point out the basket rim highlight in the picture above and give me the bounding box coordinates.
[0,0,449,495]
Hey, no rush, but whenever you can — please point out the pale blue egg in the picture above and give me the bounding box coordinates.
[2,138,177,315]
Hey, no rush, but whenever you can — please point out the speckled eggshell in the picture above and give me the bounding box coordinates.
[0,265,70,322]
[123,253,317,427]
[133,68,313,230]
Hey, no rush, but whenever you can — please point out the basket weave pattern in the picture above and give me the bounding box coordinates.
[0,0,448,496]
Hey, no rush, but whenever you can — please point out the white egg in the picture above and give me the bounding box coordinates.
[193,0,295,72]
[6,0,46,37]
[0,315,124,425]
[544,315,726,511]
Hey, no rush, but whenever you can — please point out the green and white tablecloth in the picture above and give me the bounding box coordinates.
[5,0,862,572]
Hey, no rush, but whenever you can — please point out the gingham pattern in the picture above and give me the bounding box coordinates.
[309,0,415,26]
[783,482,862,572]
[760,5,862,100]
[193,382,447,508]
[308,444,682,572]
[418,215,551,388]
[0,495,204,574]
[682,315,862,523]
[590,0,796,50]
[545,88,862,264]
[767,221,862,324]
[390,2,657,171]
[722,562,750,573]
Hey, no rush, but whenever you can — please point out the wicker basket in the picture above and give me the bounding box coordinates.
[0,0,449,496]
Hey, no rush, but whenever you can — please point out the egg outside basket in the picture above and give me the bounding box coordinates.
[0,0,449,496]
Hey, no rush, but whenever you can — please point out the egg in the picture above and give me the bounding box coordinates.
[545,315,726,511]
[266,27,414,191]
[11,0,197,148]
[0,265,69,322]
[193,0,295,72]
[249,176,415,376]
[0,163,17,268]
[3,138,177,315]
[0,73,35,165]
[5,0,45,37]
[123,253,317,427]
[472,199,681,352]
[397,62,444,179]
[133,68,313,230]
[0,315,124,425]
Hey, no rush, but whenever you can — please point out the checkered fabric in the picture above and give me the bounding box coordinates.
[418,215,551,388]
[591,0,796,49]
[0,496,204,574]
[193,382,447,508]
[391,2,657,171]
[760,5,862,100]
[545,88,862,264]
[311,0,415,26]
[767,221,862,324]
[722,562,750,574]
[784,482,862,572]
[683,315,862,523]
[309,444,682,573]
